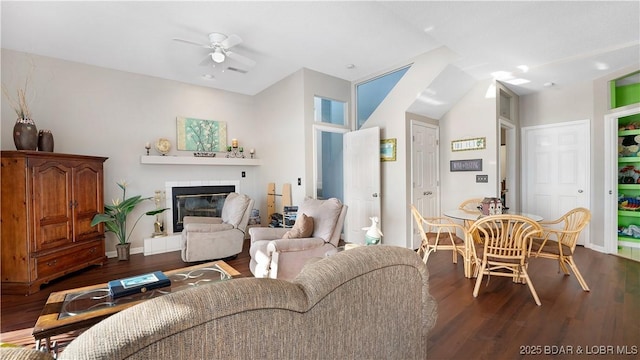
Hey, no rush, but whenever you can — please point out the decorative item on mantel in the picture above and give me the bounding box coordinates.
[155,138,171,156]
[249,148,255,159]
[144,142,151,155]
[91,181,169,260]
[38,129,54,152]
[227,138,245,158]
[194,152,216,157]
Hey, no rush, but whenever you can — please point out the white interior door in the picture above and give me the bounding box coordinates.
[411,121,439,250]
[344,126,381,244]
[522,120,590,245]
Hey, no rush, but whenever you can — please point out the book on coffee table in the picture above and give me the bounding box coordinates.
[108,271,171,298]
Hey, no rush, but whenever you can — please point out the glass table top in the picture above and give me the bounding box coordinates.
[59,264,231,319]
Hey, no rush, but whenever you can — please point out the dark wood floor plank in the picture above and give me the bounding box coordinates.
[2,241,638,360]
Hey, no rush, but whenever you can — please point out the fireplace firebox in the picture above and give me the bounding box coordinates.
[171,185,235,232]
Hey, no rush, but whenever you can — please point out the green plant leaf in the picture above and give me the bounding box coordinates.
[145,208,169,216]
[91,213,115,226]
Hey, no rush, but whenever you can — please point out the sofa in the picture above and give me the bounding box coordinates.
[249,197,347,279]
[6,245,437,359]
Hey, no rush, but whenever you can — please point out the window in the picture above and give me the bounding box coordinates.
[313,96,348,201]
[315,129,345,201]
[314,96,347,125]
[355,66,410,129]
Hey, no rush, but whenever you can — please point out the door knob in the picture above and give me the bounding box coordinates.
[372,193,378,198]
[578,189,584,193]
[424,191,432,195]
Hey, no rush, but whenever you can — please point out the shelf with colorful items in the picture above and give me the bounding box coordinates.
[618,124,640,158]
[617,165,640,211]
[617,163,640,247]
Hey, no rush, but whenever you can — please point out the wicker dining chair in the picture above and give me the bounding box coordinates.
[411,205,466,265]
[458,198,483,213]
[470,214,543,306]
[530,207,591,291]
[458,197,484,243]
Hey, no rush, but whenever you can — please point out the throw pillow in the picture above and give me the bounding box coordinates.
[297,197,343,242]
[283,213,314,239]
[221,193,251,227]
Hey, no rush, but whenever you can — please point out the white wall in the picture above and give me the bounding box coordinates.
[520,81,593,127]
[252,69,306,216]
[439,79,498,214]
[1,49,261,252]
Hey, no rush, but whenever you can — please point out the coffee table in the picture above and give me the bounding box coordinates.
[32,260,240,356]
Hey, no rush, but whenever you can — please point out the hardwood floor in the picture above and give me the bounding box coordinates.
[2,240,639,359]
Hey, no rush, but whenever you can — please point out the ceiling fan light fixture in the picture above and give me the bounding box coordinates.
[211,49,225,63]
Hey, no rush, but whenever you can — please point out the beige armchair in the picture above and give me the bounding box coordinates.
[181,193,254,262]
[249,197,347,279]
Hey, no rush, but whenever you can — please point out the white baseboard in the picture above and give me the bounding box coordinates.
[106,246,144,258]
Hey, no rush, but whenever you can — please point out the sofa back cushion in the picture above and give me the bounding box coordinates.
[221,193,251,228]
[59,246,435,360]
[298,198,343,242]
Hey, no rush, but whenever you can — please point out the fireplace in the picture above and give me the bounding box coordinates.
[164,181,240,234]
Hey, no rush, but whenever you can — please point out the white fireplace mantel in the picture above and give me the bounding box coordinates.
[140,155,260,166]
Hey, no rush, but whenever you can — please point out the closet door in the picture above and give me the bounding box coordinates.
[522,120,590,245]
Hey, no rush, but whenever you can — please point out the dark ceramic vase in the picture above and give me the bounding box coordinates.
[38,130,54,152]
[116,243,131,261]
[13,119,38,150]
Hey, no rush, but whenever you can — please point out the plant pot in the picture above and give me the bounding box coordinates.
[38,130,54,152]
[116,243,131,261]
[13,118,38,150]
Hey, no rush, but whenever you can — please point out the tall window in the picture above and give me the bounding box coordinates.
[314,96,348,201]
[355,65,410,129]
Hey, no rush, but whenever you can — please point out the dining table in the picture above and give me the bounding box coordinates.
[442,209,544,278]
[443,209,543,222]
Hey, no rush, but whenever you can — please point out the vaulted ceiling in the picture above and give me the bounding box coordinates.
[2,1,639,118]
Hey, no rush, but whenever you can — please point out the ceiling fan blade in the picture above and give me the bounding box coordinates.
[172,38,210,48]
[221,34,242,49]
[226,51,256,67]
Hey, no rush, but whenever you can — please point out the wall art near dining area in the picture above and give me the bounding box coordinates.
[176,117,227,152]
[450,159,482,171]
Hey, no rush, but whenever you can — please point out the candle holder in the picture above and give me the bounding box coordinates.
[144,143,151,156]
[226,145,245,158]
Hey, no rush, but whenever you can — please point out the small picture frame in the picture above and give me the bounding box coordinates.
[451,137,486,152]
[380,138,397,162]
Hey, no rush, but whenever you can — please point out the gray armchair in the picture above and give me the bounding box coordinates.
[249,197,347,279]
[181,193,254,262]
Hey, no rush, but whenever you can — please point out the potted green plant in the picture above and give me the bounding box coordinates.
[91,181,168,260]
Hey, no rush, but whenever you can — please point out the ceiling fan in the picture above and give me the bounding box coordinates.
[172,32,256,68]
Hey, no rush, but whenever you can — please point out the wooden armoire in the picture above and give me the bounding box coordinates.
[1,151,108,295]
